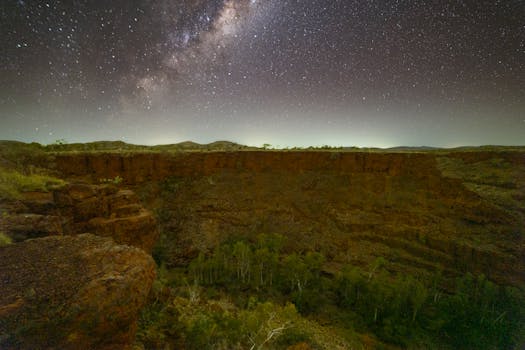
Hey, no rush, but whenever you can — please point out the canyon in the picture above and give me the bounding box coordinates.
[1,142,524,348]
[53,149,525,287]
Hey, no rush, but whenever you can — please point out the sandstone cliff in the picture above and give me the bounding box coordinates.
[0,234,156,349]
[52,150,525,287]
[54,183,158,253]
[1,183,158,253]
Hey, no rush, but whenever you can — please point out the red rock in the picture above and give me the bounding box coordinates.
[45,150,525,287]
[0,234,156,350]
[88,210,158,253]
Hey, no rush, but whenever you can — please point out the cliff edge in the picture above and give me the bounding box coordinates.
[0,234,156,349]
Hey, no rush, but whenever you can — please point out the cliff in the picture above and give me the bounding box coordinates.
[52,150,525,287]
[1,183,158,253]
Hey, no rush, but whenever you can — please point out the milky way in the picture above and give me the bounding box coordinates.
[1,0,524,146]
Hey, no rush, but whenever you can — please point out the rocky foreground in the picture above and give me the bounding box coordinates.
[0,177,159,349]
[0,234,155,349]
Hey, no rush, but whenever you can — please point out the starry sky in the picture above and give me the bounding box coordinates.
[1,0,524,147]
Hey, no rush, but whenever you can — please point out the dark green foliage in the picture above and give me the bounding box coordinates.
[137,292,302,350]
[334,265,423,346]
[282,252,326,313]
[186,235,331,314]
[438,273,525,349]
[183,310,242,350]
[335,264,525,349]
[142,235,525,350]
[188,234,285,292]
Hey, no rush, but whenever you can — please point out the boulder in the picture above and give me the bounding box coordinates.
[0,234,156,350]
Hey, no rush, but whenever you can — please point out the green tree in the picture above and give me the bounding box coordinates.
[439,273,525,349]
[282,253,310,295]
[189,252,207,284]
[336,266,367,308]
[232,241,252,284]
[408,277,428,322]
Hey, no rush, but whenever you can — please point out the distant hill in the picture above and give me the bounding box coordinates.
[1,140,524,154]
[387,146,439,151]
[36,140,254,152]
[151,140,252,151]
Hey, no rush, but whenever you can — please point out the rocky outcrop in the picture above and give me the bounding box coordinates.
[0,234,156,349]
[1,184,158,253]
[54,184,158,253]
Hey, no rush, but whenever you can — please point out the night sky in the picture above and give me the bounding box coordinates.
[1,0,524,147]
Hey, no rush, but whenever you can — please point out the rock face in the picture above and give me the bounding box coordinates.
[0,234,156,350]
[1,184,158,253]
[52,151,525,287]
[54,184,159,253]
[0,192,62,241]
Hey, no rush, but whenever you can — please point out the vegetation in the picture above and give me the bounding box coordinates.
[2,139,525,158]
[1,140,524,348]
[0,141,51,172]
[0,232,13,246]
[138,235,525,349]
[138,293,311,350]
[98,175,123,185]
[0,167,65,200]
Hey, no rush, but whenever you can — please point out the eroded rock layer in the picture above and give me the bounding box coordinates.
[1,183,158,253]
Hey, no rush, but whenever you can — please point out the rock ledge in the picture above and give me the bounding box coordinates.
[0,234,156,350]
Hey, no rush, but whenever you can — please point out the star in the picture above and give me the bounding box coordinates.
[0,0,523,146]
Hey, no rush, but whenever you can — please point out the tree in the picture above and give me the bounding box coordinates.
[336,266,367,308]
[408,278,428,322]
[253,234,283,288]
[438,273,525,349]
[232,241,252,284]
[282,254,310,295]
[241,302,298,350]
[189,252,206,284]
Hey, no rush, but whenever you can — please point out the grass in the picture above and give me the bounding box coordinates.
[0,167,66,200]
[0,232,12,246]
